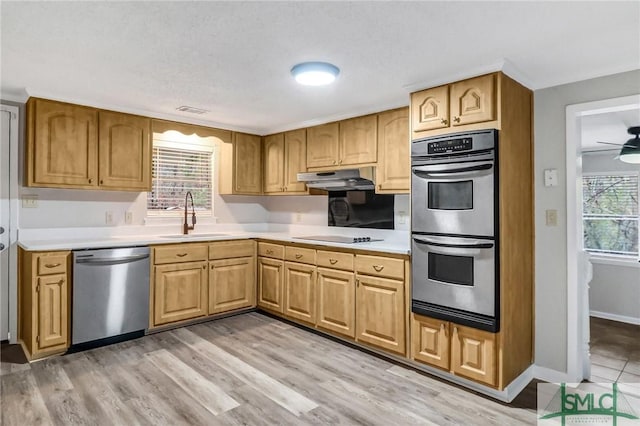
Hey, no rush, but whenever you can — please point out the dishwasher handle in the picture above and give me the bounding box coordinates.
[75,253,150,266]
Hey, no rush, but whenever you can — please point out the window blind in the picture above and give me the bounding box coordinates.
[147,146,213,214]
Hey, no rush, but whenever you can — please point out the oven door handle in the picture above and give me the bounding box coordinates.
[412,237,494,250]
[412,162,493,178]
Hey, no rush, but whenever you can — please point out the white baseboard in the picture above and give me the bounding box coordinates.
[534,365,573,383]
[590,310,640,325]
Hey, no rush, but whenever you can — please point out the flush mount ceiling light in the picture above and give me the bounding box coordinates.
[620,126,640,164]
[291,62,340,86]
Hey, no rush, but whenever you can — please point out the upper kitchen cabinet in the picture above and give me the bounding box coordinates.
[98,111,151,191]
[376,107,409,193]
[411,73,498,140]
[219,132,262,195]
[263,129,307,194]
[307,122,340,168]
[26,98,99,188]
[26,98,152,191]
[307,117,378,170]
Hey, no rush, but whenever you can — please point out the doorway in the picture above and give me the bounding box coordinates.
[565,94,640,382]
[0,107,13,341]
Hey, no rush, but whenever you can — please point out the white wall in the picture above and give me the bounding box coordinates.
[534,69,640,373]
[582,151,640,323]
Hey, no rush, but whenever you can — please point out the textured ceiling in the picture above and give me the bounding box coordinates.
[1,1,639,134]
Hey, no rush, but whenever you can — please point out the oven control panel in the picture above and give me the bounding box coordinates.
[427,137,472,154]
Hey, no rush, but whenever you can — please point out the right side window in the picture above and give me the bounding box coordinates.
[582,173,639,257]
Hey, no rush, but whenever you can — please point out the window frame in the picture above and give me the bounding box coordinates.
[581,171,640,261]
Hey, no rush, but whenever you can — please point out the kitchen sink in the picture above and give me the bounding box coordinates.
[159,233,229,239]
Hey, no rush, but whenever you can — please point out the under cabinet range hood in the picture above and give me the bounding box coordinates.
[297,167,375,191]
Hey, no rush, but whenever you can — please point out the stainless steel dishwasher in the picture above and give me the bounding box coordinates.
[72,246,150,348]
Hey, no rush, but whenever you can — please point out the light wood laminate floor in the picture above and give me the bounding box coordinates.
[1,313,538,425]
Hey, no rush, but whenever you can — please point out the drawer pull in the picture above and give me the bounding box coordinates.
[329,258,338,265]
[44,263,61,268]
[266,250,274,255]
[295,254,303,259]
[373,265,384,272]
[202,265,206,269]
[176,253,188,257]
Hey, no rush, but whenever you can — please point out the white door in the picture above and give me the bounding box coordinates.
[0,109,11,340]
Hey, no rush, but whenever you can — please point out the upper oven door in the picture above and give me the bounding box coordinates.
[411,160,495,237]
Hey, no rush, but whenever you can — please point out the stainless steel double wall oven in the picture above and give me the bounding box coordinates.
[411,129,499,332]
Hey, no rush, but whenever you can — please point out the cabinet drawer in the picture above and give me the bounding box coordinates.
[284,246,316,265]
[209,240,255,260]
[36,253,68,276]
[317,250,354,271]
[154,244,207,265]
[258,242,284,259]
[355,255,404,279]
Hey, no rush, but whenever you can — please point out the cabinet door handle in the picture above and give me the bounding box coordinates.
[202,265,206,269]
[295,254,303,259]
[44,263,61,268]
[339,159,343,165]
[441,118,448,125]
[57,279,65,285]
[100,179,104,185]
[333,160,337,165]
[329,258,338,265]
[266,249,274,255]
[453,116,461,123]
[88,178,93,184]
[176,253,188,257]
[373,265,384,272]
[356,279,359,287]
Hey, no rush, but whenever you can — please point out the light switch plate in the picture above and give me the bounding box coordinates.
[125,211,133,225]
[22,195,38,208]
[546,209,558,226]
[105,211,114,225]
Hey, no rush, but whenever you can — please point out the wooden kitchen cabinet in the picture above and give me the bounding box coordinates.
[209,257,255,315]
[257,257,284,313]
[154,261,208,326]
[316,267,355,338]
[219,132,262,195]
[451,324,497,386]
[283,261,316,325]
[410,73,497,140]
[26,98,98,188]
[98,110,151,191]
[339,115,377,166]
[306,122,340,168]
[411,314,450,371]
[376,107,409,193]
[26,98,152,191]
[263,129,307,194]
[19,249,70,360]
[355,273,405,355]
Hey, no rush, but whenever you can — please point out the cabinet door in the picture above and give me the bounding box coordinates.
[284,262,316,324]
[306,123,339,168]
[283,129,307,192]
[209,256,256,315]
[410,85,449,138]
[154,261,208,326]
[257,257,284,313]
[36,274,68,350]
[450,324,496,386]
[29,98,98,187]
[98,111,151,191]
[355,274,405,354]
[339,115,377,166]
[450,74,496,127]
[316,267,355,338]
[233,132,262,194]
[411,314,449,370]
[376,108,409,193]
[263,133,285,193]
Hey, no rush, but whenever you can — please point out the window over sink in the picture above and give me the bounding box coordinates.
[582,173,639,258]
[147,131,215,217]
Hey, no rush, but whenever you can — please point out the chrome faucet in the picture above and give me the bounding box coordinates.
[183,191,196,235]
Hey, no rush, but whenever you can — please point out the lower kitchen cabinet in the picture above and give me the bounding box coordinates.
[283,262,316,325]
[411,314,449,371]
[257,257,284,313]
[154,261,208,326]
[209,256,255,315]
[355,274,405,355]
[451,324,497,386]
[19,249,70,360]
[316,267,355,338]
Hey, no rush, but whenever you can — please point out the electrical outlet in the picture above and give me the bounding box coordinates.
[22,195,38,208]
[295,212,302,223]
[125,211,133,225]
[398,211,407,225]
[546,209,558,226]
[105,211,114,225]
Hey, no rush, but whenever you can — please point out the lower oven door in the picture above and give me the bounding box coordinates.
[411,234,497,330]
